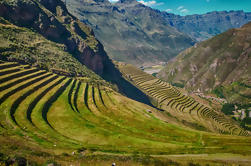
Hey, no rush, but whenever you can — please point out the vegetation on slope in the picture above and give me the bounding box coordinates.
[0,0,251,165]
[158,22,251,105]
[0,0,110,75]
[0,0,154,103]
[66,0,251,65]
[1,61,251,165]
[66,0,194,66]
[117,62,250,136]
[0,19,102,80]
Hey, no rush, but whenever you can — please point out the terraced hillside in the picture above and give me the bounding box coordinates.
[118,63,250,136]
[1,60,251,165]
[157,22,251,105]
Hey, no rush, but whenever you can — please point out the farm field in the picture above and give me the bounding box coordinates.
[0,0,251,165]
[0,61,251,165]
[118,63,250,136]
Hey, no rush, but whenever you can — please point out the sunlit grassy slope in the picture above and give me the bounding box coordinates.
[117,62,250,136]
[1,60,251,165]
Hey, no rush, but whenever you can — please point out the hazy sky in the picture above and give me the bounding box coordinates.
[110,0,251,16]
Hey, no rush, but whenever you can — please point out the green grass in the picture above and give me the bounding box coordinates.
[0,21,103,81]
[1,61,251,165]
[117,63,249,136]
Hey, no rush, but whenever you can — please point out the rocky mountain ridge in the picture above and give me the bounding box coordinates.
[66,0,251,66]
[0,0,110,75]
[67,0,195,66]
[158,22,251,104]
[163,10,251,41]
[0,0,155,105]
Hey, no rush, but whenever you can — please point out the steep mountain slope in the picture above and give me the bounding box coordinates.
[164,10,251,41]
[0,19,102,80]
[0,0,157,107]
[158,22,251,104]
[118,63,249,135]
[1,61,251,165]
[1,0,251,165]
[66,0,195,66]
[0,0,110,75]
[66,0,251,66]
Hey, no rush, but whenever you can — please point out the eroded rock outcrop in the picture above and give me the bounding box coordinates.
[0,0,109,74]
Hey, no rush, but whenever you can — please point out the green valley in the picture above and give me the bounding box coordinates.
[0,0,251,165]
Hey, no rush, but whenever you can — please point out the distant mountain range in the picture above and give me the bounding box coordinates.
[66,0,195,66]
[66,0,251,66]
[0,0,153,105]
[164,10,251,41]
[158,22,251,104]
[0,0,251,164]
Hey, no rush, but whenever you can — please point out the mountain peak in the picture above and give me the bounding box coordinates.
[118,0,138,4]
[81,0,110,4]
[94,0,110,3]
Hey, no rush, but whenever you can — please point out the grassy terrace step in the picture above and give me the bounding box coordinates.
[68,80,77,112]
[0,71,60,130]
[0,68,41,85]
[170,96,190,108]
[0,72,52,105]
[0,70,46,92]
[87,84,101,116]
[0,64,30,75]
[10,74,59,125]
[1,61,251,163]
[26,77,66,123]
[45,81,181,150]
[100,91,196,145]
[117,63,249,136]
[8,78,75,146]
[42,79,72,127]
[0,62,19,70]
[166,96,186,107]
[13,76,66,140]
[143,87,180,98]
[179,99,195,110]
[82,83,91,113]
[84,86,140,132]
[93,88,150,134]
[73,81,81,113]
[94,87,107,113]
[189,103,200,113]
[29,78,80,146]
[0,67,20,75]
[173,97,191,109]
[146,87,172,94]
[181,101,197,113]
[73,82,89,116]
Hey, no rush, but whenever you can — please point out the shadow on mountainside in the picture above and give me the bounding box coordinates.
[102,59,154,107]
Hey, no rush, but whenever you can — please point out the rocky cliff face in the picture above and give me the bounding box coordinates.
[158,22,251,104]
[66,0,251,66]
[66,0,195,66]
[0,0,109,74]
[163,10,251,41]
[0,0,156,105]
